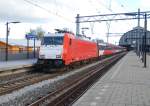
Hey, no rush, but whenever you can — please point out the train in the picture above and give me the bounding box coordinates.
[37,29,126,68]
[98,42,126,56]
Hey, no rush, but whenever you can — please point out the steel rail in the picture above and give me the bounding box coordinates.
[0,73,60,96]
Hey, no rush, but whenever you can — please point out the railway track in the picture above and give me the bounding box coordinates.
[29,52,126,106]
[0,72,62,96]
[0,54,106,96]
[0,66,32,78]
[0,59,97,96]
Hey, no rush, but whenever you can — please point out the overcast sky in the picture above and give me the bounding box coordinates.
[0,0,149,44]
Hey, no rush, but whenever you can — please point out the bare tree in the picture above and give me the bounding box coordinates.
[26,27,45,40]
[36,27,45,40]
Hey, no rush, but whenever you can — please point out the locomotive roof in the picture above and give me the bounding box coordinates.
[44,33,64,37]
[98,43,106,46]
[44,32,95,43]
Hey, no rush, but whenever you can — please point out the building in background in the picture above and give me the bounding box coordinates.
[0,40,33,53]
[0,38,41,52]
[119,27,150,51]
[0,38,41,61]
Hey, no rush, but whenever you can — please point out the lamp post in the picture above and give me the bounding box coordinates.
[5,21,20,61]
[76,14,80,36]
[144,13,147,68]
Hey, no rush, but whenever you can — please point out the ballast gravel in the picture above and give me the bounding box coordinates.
[0,61,100,106]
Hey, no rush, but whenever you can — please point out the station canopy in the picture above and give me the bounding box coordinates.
[119,26,150,50]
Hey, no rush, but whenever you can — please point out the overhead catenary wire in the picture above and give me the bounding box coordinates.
[23,0,73,23]
[87,0,114,36]
[115,0,130,12]
[92,0,114,13]
[88,0,122,40]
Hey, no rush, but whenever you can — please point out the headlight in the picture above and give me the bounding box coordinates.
[56,55,61,58]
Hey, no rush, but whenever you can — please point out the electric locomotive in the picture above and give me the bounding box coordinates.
[38,29,98,68]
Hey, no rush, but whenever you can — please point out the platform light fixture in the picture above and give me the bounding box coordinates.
[5,21,21,61]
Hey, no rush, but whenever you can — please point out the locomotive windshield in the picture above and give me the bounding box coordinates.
[41,36,64,45]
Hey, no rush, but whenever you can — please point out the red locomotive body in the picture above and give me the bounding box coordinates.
[39,31,98,67]
[62,33,98,65]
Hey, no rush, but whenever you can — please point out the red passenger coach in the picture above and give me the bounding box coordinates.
[98,43,125,57]
[103,44,114,56]
[63,33,98,65]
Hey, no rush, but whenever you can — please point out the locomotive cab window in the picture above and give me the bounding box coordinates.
[42,36,64,45]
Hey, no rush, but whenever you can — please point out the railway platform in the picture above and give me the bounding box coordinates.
[73,51,150,106]
[0,59,37,72]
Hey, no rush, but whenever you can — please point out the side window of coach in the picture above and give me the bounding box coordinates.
[69,39,72,45]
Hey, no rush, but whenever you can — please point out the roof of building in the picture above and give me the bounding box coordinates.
[119,26,150,46]
[0,38,41,47]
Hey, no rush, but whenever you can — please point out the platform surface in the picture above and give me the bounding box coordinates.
[0,59,37,71]
[73,51,150,106]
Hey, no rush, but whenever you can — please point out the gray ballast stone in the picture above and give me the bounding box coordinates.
[0,61,101,106]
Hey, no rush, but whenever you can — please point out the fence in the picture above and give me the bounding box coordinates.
[0,48,39,61]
